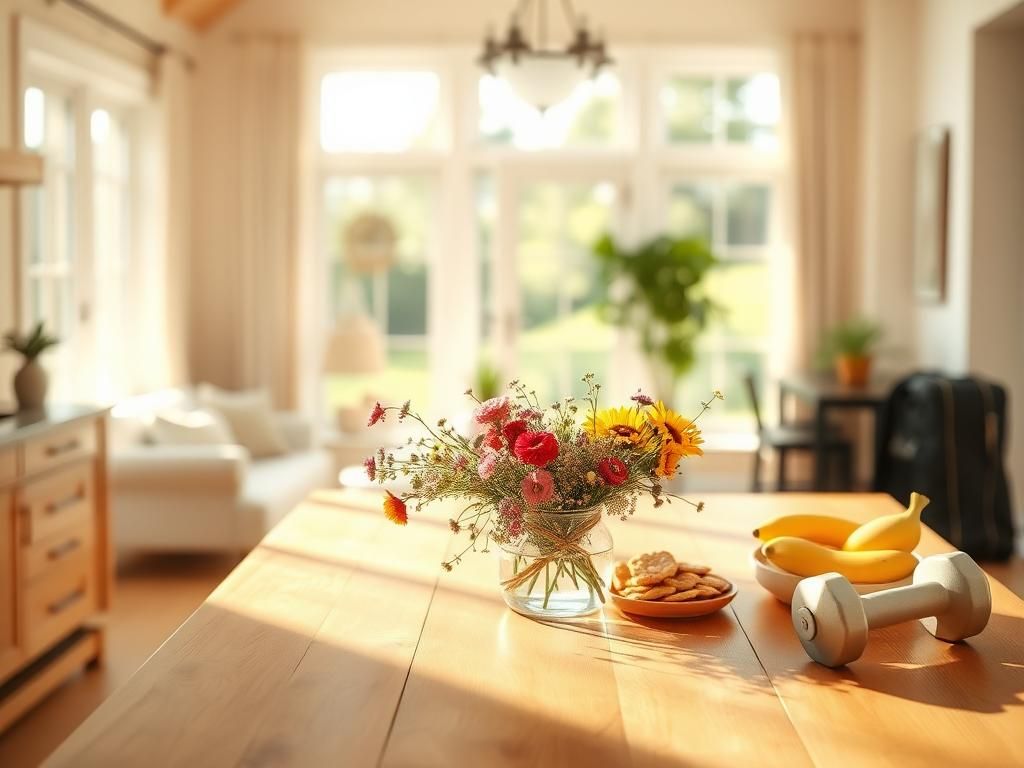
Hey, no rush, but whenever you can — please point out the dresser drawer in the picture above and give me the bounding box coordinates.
[23,421,97,478]
[23,547,93,656]
[19,462,94,546]
[0,448,16,487]
[24,520,92,583]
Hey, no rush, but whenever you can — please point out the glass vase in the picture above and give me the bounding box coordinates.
[497,507,614,619]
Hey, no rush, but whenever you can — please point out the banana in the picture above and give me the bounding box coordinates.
[752,514,860,548]
[762,536,918,583]
[842,492,929,552]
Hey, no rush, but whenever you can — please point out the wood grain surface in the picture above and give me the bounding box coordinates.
[45,492,1024,768]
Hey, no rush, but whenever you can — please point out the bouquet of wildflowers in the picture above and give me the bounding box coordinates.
[366,375,720,604]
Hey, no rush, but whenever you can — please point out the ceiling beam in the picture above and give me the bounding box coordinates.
[163,0,241,31]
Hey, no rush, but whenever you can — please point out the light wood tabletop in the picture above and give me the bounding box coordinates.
[46,492,1024,768]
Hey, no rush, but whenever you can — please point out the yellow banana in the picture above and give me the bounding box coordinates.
[752,514,860,548]
[842,492,929,552]
[762,536,918,583]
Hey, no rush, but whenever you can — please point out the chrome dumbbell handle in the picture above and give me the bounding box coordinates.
[860,581,949,628]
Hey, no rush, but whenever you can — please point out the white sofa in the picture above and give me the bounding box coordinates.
[110,389,335,553]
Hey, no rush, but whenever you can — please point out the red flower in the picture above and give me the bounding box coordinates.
[364,456,377,482]
[383,491,408,525]
[502,419,528,448]
[597,457,629,486]
[474,396,511,424]
[368,402,386,427]
[481,428,504,453]
[514,431,559,467]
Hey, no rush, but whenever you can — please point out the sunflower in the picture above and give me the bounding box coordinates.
[585,406,652,446]
[383,491,408,525]
[647,401,703,476]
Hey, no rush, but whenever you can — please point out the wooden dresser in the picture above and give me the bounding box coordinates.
[0,405,111,732]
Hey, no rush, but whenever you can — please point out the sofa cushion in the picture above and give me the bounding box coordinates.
[197,384,289,458]
[152,408,234,446]
[238,450,334,545]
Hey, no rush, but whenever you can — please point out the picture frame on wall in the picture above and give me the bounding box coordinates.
[913,126,950,302]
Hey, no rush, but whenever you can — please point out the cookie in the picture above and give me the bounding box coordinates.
[663,589,703,602]
[693,585,720,597]
[633,585,676,601]
[677,562,711,576]
[627,551,678,586]
[698,575,730,591]
[612,561,631,592]
[664,573,700,591]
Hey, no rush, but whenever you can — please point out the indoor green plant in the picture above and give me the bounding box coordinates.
[592,233,717,403]
[4,321,59,410]
[818,318,883,388]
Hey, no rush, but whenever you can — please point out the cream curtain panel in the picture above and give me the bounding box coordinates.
[789,32,862,368]
[191,37,306,408]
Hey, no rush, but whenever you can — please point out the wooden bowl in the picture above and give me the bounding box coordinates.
[751,546,916,604]
[610,583,737,618]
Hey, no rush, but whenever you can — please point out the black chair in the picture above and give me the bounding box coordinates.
[745,374,854,492]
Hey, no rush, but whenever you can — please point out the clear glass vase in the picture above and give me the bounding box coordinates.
[497,507,614,619]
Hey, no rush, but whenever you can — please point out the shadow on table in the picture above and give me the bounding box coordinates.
[780,612,1024,714]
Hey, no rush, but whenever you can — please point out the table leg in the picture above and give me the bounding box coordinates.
[778,386,787,426]
[813,405,828,491]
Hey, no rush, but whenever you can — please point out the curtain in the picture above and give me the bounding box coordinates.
[191,37,306,408]
[789,33,862,368]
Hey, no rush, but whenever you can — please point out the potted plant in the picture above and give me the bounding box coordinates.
[4,321,59,410]
[819,318,883,388]
[592,233,718,403]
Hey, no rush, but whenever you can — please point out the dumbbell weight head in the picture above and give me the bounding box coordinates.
[791,552,992,668]
[791,573,868,667]
[913,552,991,642]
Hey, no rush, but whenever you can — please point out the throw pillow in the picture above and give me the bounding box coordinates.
[151,408,234,446]
[196,384,289,458]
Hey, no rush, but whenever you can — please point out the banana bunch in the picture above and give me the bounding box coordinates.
[753,493,928,584]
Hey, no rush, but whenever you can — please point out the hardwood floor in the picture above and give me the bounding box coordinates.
[0,553,236,768]
[0,548,1020,767]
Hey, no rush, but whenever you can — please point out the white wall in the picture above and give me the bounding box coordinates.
[0,0,194,402]
[861,0,1024,539]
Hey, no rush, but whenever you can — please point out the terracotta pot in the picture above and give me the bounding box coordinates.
[835,355,872,388]
[13,358,48,410]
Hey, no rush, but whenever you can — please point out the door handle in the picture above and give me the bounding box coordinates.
[48,588,85,615]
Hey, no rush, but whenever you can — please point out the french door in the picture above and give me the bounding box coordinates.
[485,165,631,404]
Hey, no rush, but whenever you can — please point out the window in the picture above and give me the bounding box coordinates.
[312,48,786,432]
[19,21,148,403]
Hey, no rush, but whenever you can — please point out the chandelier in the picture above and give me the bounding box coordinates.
[478,0,612,112]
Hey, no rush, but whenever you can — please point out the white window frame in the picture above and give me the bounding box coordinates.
[308,44,790,431]
[16,17,149,402]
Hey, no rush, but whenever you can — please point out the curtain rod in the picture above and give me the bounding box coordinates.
[46,0,196,69]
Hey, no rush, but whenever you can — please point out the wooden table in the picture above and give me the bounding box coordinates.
[47,492,1024,767]
[779,372,898,490]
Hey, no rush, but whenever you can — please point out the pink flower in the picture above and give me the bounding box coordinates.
[363,456,377,482]
[453,454,468,472]
[478,452,500,479]
[498,497,522,521]
[475,396,511,424]
[521,469,554,506]
[630,390,654,406]
[368,402,386,426]
[597,456,628,486]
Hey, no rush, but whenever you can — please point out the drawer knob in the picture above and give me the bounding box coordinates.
[47,538,81,561]
[46,486,86,515]
[45,438,81,457]
[48,588,85,615]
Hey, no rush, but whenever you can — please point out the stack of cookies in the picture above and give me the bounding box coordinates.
[611,550,731,602]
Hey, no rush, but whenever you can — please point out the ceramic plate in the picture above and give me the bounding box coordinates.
[610,583,737,618]
[750,546,916,604]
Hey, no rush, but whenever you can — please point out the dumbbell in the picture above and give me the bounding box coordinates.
[790,552,991,667]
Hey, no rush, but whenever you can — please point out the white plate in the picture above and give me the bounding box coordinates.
[750,546,916,604]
